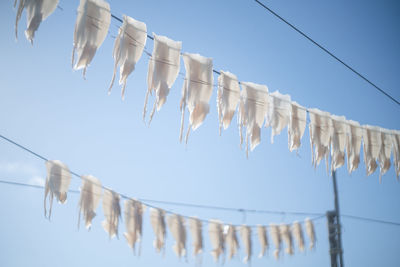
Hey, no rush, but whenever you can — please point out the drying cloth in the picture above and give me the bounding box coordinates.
[15,0,59,43]
[150,208,166,254]
[257,225,268,258]
[266,91,291,143]
[109,15,147,100]
[330,115,347,171]
[363,125,382,177]
[291,221,305,252]
[269,224,281,259]
[144,33,182,124]
[225,224,239,260]
[217,71,240,134]
[392,130,400,179]
[288,101,307,152]
[44,160,71,219]
[240,225,252,263]
[346,120,362,174]
[279,224,293,255]
[305,218,316,250]
[238,82,269,157]
[124,199,145,254]
[72,0,110,78]
[180,53,213,144]
[188,217,203,258]
[78,175,102,230]
[101,188,121,239]
[378,128,392,182]
[167,214,187,259]
[208,220,225,263]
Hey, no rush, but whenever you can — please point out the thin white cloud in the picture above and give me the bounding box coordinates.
[0,161,41,176]
[29,176,45,187]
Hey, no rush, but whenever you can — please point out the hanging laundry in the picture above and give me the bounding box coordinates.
[208,220,225,263]
[291,221,305,252]
[188,217,203,258]
[167,214,187,259]
[240,225,252,263]
[257,225,268,258]
[109,15,147,100]
[44,160,71,219]
[362,125,382,177]
[179,53,214,144]
[72,0,111,78]
[279,224,293,255]
[124,199,145,254]
[150,208,167,254]
[269,224,281,259]
[330,115,347,171]
[15,0,59,43]
[309,108,332,172]
[238,82,269,157]
[78,175,102,230]
[288,101,307,152]
[224,224,239,260]
[266,91,291,143]
[378,128,392,182]
[217,71,240,135]
[143,33,182,124]
[392,131,400,179]
[346,120,363,174]
[101,188,121,239]
[305,218,316,250]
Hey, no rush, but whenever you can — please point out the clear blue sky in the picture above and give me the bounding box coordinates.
[0,0,399,266]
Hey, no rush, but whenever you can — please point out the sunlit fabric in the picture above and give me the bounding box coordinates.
[288,101,307,152]
[44,160,71,219]
[330,115,347,171]
[72,0,110,78]
[257,225,268,258]
[269,224,281,259]
[392,131,400,179]
[217,71,240,134]
[378,129,392,182]
[346,120,363,174]
[150,208,167,254]
[101,189,121,239]
[238,82,269,157]
[179,53,213,144]
[225,224,239,260]
[124,199,145,254]
[363,125,382,177]
[266,91,291,143]
[208,220,225,263]
[291,221,305,252]
[309,108,332,172]
[305,218,316,250]
[167,214,187,258]
[78,175,102,229]
[240,225,252,263]
[144,33,181,124]
[109,15,147,100]
[279,224,293,255]
[15,0,59,43]
[188,217,203,258]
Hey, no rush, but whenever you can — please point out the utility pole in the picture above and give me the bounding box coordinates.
[327,170,344,267]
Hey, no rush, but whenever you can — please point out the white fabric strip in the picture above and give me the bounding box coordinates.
[217,71,240,134]
[78,175,102,229]
[266,91,291,143]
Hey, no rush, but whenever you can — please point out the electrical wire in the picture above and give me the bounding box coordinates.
[253,0,400,107]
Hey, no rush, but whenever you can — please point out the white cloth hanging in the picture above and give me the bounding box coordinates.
[15,0,59,43]
[101,188,121,239]
[330,115,347,171]
[279,224,293,255]
[362,125,382,177]
[309,108,332,172]
[269,224,281,259]
[78,175,102,229]
[240,225,252,263]
[208,220,225,263]
[188,217,203,258]
[346,120,362,174]
[257,225,268,258]
[124,199,145,254]
[305,218,316,250]
[392,131,400,179]
[167,214,187,259]
[109,15,147,100]
[378,128,392,181]
[288,101,307,152]
[150,208,167,254]
[72,0,111,78]
[291,221,305,252]
[179,53,214,144]
[266,91,291,143]
[44,160,71,219]
[224,224,239,260]
[144,33,182,124]
[217,71,240,134]
[238,82,269,157]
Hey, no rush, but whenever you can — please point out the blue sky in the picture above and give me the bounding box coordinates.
[0,0,399,266]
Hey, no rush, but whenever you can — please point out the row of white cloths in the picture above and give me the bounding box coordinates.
[44,160,317,262]
[14,0,400,179]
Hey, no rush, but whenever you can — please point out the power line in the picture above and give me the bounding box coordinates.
[341,214,400,227]
[253,0,400,107]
